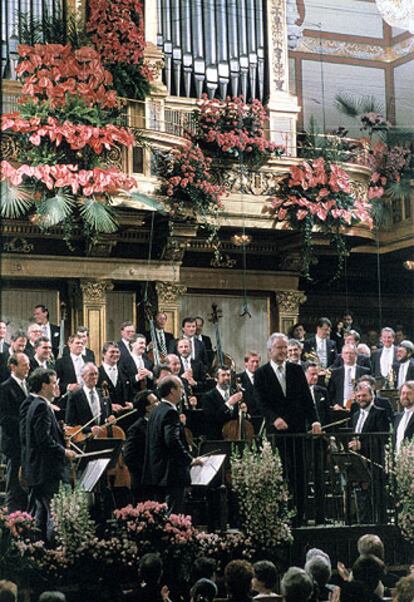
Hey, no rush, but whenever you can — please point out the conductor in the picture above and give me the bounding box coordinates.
[142,375,202,514]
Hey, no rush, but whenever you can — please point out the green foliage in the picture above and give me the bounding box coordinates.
[231,440,293,553]
[395,438,414,542]
[335,93,382,118]
[79,197,118,233]
[1,182,34,218]
[108,63,152,101]
[128,191,168,214]
[19,6,87,48]
[37,192,76,228]
[299,117,358,163]
[51,483,96,556]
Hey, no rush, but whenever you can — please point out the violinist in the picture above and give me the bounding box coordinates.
[177,338,207,394]
[237,351,261,416]
[125,335,154,393]
[173,317,209,370]
[201,367,242,440]
[98,342,134,414]
[149,311,175,357]
[22,367,76,543]
[65,363,115,434]
[328,344,370,411]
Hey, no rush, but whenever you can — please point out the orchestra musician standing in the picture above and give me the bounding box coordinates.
[201,367,243,440]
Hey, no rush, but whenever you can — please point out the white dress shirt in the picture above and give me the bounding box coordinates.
[316,335,327,368]
[83,385,101,422]
[397,361,410,389]
[245,369,254,385]
[102,362,118,386]
[355,402,374,433]
[343,364,356,404]
[396,408,414,453]
[380,346,394,378]
[71,352,84,383]
[270,360,287,396]
[181,355,192,371]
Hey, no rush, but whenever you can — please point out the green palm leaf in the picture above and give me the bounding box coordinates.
[128,191,168,214]
[335,93,382,118]
[0,182,34,218]
[79,197,118,233]
[37,192,76,227]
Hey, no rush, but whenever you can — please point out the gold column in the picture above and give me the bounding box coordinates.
[80,280,114,361]
[156,282,187,338]
[275,290,307,334]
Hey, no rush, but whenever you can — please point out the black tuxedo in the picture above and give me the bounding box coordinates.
[24,343,36,360]
[55,354,81,392]
[0,340,10,355]
[170,337,209,369]
[254,361,318,525]
[146,329,175,355]
[310,384,329,426]
[123,417,148,500]
[303,336,337,367]
[65,387,112,428]
[179,356,206,385]
[118,340,137,374]
[393,411,414,449]
[198,334,214,367]
[0,352,10,383]
[201,387,238,440]
[331,354,371,371]
[29,356,55,373]
[254,362,318,433]
[121,353,154,393]
[371,346,398,379]
[350,405,389,523]
[237,370,260,415]
[328,365,371,406]
[394,359,414,386]
[98,364,133,407]
[142,401,193,513]
[0,377,29,511]
[22,394,67,541]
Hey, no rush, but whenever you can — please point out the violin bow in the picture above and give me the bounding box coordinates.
[68,413,102,440]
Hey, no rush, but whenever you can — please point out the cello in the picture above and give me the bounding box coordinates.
[221,376,255,444]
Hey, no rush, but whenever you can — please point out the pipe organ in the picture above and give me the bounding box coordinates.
[157,0,268,101]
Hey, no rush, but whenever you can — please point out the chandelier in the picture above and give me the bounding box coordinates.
[375,0,414,34]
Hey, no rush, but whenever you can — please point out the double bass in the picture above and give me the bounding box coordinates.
[208,303,235,372]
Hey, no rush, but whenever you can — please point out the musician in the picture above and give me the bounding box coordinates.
[123,389,159,502]
[165,353,198,409]
[29,337,54,372]
[348,382,390,523]
[305,361,329,425]
[237,351,261,416]
[328,345,370,410]
[177,338,206,391]
[289,322,306,344]
[357,374,394,424]
[22,367,76,542]
[394,340,414,389]
[142,375,202,514]
[98,341,134,414]
[173,317,209,369]
[124,334,154,392]
[287,339,305,368]
[117,320,137,374]
[65,363,115,432]
[55,334,85,395]
[25,324,43,360]
[32,304,60,358]
[394,381,414,454]
[331,331,371,371]
[371,327,398,381]
[0,320,10,355]
[9,331,28,356]
[0,353,30,512]
[148,311,175,357]
[201,367,242,440]
[254,333,321,526]
[195,315,214,369]
[62,325,95,363]
[303,318,337,369]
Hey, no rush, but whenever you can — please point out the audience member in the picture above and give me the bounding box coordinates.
[133,553,171,602]
[281,567,313,601]
[252,560,281,600]
[225,559,254,602]
[190,578,218,602]
[0,581,17,602]
[351,554,385,601]
[38,592,66,602]
[191,557,217,583]
[393,575,414,602]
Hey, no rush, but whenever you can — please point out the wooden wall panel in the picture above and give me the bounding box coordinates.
[0,288,59,334]
[106,291,136,341]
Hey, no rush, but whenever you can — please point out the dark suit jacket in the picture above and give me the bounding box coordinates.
[394,359,414,385]
[254,362,318,433]
[65,387,112,428]
[123,417,148,479]
[55,354,79,393]
[303,336,337,367]
[48,323,61,357]
[24,343,36,360]
[311,384,329,426]
[201,387,238,440]
[98,364,133,407]
[145,329,175,355]
[0,377,27,461]
[0,341,10,355]
[29,356,55,373]
[179,356,206,384]
[118,340,137,375]
[393,411,414,448]
[371,346,398,378]
[121,353,154,393]
[170,337,209,369]
[350,393,394,424]
[351,405,389,460]
[327,365,371,406]
[0,352,10,383]
[331,354,371,371]
[142,401,193,487]
[237,370,260,415]
[23,395,67,487]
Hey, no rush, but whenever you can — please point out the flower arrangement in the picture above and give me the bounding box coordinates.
[1,42,136,242]
[86,0,152,99]
[191,94,284,167]
[366,140,412,201]
[231,440,293,554]
[395,438,414,542]
[265,157,374,279]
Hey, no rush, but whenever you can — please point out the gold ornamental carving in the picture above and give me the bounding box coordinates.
[80,280,114,303]
[349,179,369,203]
[276,290,307,313]
[271,0,286,91]
[3,237,34,254]
[156,282,187,304]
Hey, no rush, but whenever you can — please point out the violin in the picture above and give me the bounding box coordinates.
[221,376,255,444]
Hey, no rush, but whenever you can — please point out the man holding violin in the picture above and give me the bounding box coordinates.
[202,367,243,440]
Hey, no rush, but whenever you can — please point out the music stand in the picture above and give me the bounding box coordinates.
[77,438,123,472]
[331,451,371,525]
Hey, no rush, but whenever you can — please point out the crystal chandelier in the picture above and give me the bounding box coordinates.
[375,0,414,34]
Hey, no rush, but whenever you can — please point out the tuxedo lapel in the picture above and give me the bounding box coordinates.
[266,363,285,399]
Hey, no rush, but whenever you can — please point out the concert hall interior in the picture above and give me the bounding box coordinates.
[1,0,414,600]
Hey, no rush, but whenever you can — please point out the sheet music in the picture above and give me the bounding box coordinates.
[79,458,111,492]
[191,454,226,486]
